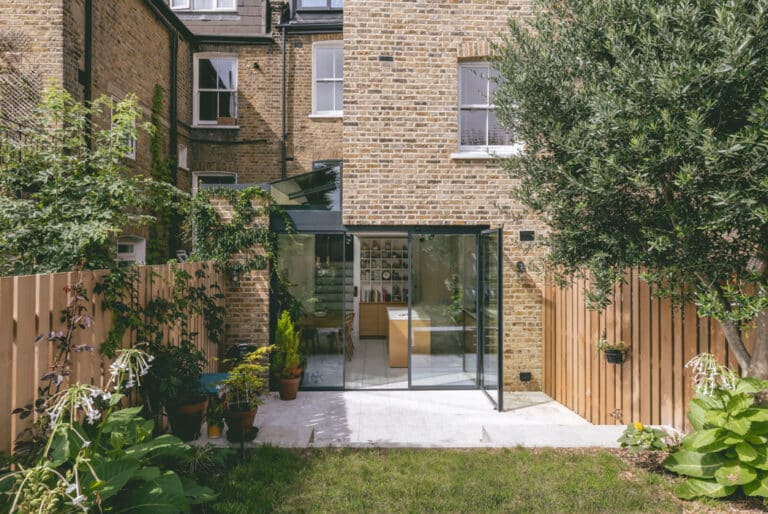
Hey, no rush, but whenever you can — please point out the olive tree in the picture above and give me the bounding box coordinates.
[494,0,768,378]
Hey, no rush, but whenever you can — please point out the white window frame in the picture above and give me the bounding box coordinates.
[193,53,238,127]
[311,41,343,118]
[116,235,146,265]
[110,100,137,160]
[178,143,188,170]
[297,0,343,10]
[454,62,520,159]
[171,0,236,12]
[192,171,237,195]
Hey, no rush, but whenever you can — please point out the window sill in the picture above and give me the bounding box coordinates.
[451,147,522,160]
[192,124,240,130]
[309,113,343,120]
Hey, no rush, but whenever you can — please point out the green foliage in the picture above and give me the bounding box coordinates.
[220,346,271,410]
[272,311,302,379]
[206,398,225,427]
[188,186,280,276]
[147,84,180,264]
[96,264,224,411]
[596,337,626,353]
[0,86,184,275]
[664,374,768,499]
[618,422,674,453]
[494,0,768,375]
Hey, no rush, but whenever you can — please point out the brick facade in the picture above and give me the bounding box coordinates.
[342,0,545,391]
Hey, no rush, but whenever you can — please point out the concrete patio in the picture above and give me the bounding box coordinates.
[198,391,625,449]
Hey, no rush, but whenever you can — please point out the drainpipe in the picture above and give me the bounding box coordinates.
[84,0,93,143]
[168,29,180,257]
[281,24,287,179]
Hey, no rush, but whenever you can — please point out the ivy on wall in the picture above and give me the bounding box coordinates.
[188,186,287,276]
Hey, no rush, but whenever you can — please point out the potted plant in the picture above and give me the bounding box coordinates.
[142,342,208,441]
[273,310,303,401]
[597,337,627,364]
[206,397,225,439]
[219,345,271,442]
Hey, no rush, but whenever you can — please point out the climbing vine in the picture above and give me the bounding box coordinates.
[188,186,287,276]
[146,84,179,264]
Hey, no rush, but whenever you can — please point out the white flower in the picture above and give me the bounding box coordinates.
[47,384,105,425]
[108,348,154,390]
[72,494,86,505]
[686,353,737,396]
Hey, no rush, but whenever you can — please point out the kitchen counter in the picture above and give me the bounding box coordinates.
[386,308,431,368]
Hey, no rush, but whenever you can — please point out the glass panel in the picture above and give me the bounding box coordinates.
[480,230,501,407]
[334,82,343,111]
[316,82,336,112]
[330,0,343,7]
[410,234,478,387]
[488,110,512,146]
[171,0,190,8]
[299,0,329,7]
[460,109,488,146]
[197,174,236,189]
[198,59,219,89]
[218,91,235,118]
[460,65,488,105]
[198,58,235,89]
[195,0,215,9]
[333,48,343,78]
[217,0,235,8]
[315,48,336,80]
[198,92,217,121]
[270,163,341,209]
[277,234,346,389]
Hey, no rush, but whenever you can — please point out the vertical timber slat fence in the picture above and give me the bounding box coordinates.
[0,262,224,454]
[544,269,748,431]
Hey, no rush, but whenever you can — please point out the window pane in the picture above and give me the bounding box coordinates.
[217,0,235,8]
[460,65,489,105]
[199,92,217,121]
[198,175,236,187]
[195,0,214,9]
[334,82,343,111]
[316,82,335,112]
[218,91,236,118]
[315,48,336,79]
[198,58,235,89]
[333,48,343,78]
[171,0,190,8]
[299,0,327,7]
[488,110,512,146]
[460,109,488,146]
[198,59,219,89]
[330,0,343,7]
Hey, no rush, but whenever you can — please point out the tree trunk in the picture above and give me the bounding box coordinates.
[747,311,768,380]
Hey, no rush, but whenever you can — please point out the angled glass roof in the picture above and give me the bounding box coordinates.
[270,160,341,211]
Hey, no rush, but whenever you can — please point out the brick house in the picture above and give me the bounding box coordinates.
[1,0,544,408]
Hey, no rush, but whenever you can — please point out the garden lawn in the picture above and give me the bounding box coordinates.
[212,447,688,513]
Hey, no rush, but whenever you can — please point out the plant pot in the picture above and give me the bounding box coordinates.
[167,398,208,442]
[604,349,625,364]
[224,405,258,442]
[207,423,223,439]
[279,376,301,401]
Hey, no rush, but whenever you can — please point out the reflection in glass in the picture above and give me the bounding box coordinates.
[410,234,477,387]
[480,231,500,397]
[270,163,341,210]
[276,234,350,389]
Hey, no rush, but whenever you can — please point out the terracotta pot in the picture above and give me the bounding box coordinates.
[279,377,301,401]
[167,398,208,442]
[224,405,258,442]
[207,423,223,439]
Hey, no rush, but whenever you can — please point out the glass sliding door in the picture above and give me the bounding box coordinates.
[479,229,503,409]
[276,233,350,389]
[409,233,478,387]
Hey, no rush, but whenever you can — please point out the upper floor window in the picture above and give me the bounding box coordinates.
[194,54,238,127]
[458,62,515,154]
[297,0,342,9]
[171,0,236,11]
[312,42,343,117]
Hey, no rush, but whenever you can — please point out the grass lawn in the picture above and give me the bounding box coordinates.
[211,447,693,513]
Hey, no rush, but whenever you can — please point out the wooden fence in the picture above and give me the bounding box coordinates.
[544,269,751,431]
[0,262,224,455]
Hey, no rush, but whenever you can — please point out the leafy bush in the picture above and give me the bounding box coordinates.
[272,311,302,379]
[618,422,675,453]
[219,346,271,411]
[0,350,216,512]
[664,355,768,500]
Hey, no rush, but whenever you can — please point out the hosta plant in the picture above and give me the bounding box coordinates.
[618,422,675,453]
[663,354,768,500]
